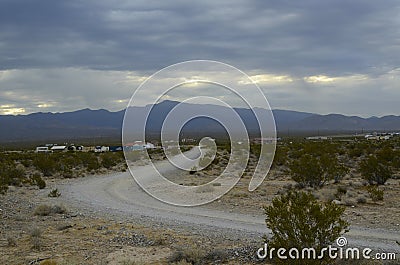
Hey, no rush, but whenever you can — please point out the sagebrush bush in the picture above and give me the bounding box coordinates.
[34,204,53,216]
[168,247,205,265]
[367,185,384,201]
[31,173,46,189]
[264,191,348,265]
[356,196,367,204]
[34,204,66,216]
[359,155,392,185]
[288,153,348,188]
[30,226,42,250]
[7,236,17,247]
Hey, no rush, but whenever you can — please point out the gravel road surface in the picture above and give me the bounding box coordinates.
[60,150,400,254]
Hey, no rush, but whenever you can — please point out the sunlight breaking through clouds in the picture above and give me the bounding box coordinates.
[304,74,369,84]
[0,105,26,115]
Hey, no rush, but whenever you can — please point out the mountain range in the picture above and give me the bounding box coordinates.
[1,100,400,143]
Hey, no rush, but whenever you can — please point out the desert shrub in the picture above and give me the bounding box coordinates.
[288,154,324,188]
[359,155,392,185]
[150,234,168,246]
[51,204,67,214]
[168,247,205,265]
[335,186,347,199]
[100,152,118,169]
[31,173,46,189]
[30,226,42,250]
[34,204,66,216]
[7,236,17,247]
[203,249,229,263]
[367,185,384,201]
[272,146,288,168]
[263,191,348,265]
[376,146,396,163]
[0,180,8,194]
[34,204,53,216]
[0,162,26,192]
[348,148,363,158]
[356,196,367,204]
[33,155,57,176]
[288,153,347,188]
[48,188,61,197]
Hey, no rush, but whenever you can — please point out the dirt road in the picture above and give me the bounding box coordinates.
[59,151,400,254]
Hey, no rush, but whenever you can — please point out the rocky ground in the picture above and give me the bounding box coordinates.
[0,181,263,265]
[1,147,400,264]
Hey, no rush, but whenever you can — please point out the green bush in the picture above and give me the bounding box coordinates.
[100,152,118,169]
[288,154,347,188]
[367,185,384,201]
[359,155,392,185]
[0,162,25,191]
[264,191,348,264]
[33,155,57,176]
[335,186,347,199]
[31,174,46,189]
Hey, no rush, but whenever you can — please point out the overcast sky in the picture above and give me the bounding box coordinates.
[0,0,399,117]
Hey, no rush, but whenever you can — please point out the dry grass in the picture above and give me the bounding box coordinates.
[34,204,67,216]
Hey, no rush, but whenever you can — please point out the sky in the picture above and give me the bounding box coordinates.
[0,0,400,117]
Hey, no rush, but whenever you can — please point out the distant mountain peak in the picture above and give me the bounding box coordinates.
[1,101,400,143]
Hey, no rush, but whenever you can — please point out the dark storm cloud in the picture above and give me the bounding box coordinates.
[1,0,400,116]
[1,0,399,76]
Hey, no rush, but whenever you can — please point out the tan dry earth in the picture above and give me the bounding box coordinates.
[1,148,400,264]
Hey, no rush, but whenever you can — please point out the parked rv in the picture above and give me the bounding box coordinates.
[35,146,52,153]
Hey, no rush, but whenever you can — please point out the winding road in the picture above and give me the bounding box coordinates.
[60,149,400,254]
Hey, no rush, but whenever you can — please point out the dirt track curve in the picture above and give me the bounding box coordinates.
[60,149,400,254]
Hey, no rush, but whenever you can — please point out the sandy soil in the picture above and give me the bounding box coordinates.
[1,148,399,264]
